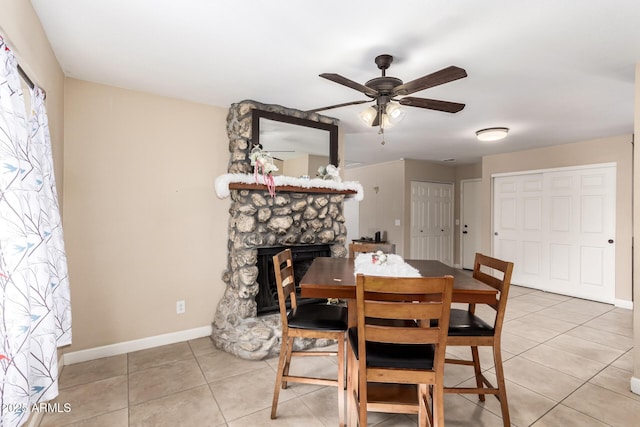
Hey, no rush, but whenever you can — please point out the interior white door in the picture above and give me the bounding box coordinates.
[461,179,482,269]
[493,165,616,303]
[410,181,454,265]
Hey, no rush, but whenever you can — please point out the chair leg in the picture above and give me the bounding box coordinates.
[471,346,485,402]
[281,337,294,389]
[337,334,345,427]
[493,343,510,427]
[358,365,367,427]
[271,335,291,419]
[347,347,358,427]
[436,383,445,427]
[418,384,429,427]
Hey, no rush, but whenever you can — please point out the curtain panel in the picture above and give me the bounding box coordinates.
[0,35,72,427]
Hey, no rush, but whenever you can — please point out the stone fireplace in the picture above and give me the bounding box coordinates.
[211,100,360,360]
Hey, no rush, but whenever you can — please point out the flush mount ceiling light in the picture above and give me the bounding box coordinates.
[476,127,509,141]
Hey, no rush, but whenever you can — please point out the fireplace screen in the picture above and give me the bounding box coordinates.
[256,244,331,315]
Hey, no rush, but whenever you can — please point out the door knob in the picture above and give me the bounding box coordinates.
[462,231,468,234]
[494,232,499,236]
[608,239,614,244]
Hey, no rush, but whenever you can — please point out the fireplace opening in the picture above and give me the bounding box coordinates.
[255,244,331,315]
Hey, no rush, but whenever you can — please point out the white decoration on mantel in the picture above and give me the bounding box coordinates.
[214,173,364,201]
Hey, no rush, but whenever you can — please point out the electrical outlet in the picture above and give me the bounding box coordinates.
[176,300,186,314]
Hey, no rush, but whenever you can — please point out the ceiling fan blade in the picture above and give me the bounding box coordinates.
[320,73,378,97]
[307,99,369,113]
[399,97,466,113]
[392,66,467,96]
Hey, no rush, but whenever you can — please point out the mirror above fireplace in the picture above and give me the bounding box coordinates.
[251,109,339,167]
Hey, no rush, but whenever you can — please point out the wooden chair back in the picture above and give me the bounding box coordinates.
[352,273,453,426]
[355,273,453,377]
[349,242,396,258]
[472,252,514,334]
[273,248,296,330]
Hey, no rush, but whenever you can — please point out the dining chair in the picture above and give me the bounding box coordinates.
[347,273,453,427]
[348,242,396,258]
[442,253,514,427]
[270,249,348,426]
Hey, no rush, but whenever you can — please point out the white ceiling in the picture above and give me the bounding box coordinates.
[31,0,640,167]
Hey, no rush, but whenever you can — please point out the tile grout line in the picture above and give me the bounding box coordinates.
[477,287,620,426]
[507,290,627,426]
[126,352,131,427]
[189,340,231,426]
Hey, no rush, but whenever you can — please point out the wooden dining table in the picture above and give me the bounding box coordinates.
[300,257,498,325]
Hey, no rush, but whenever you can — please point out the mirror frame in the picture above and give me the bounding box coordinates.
[251,109,339,167]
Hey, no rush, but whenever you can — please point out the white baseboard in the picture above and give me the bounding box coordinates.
[631,376,640,396]
[615,299,633,310]
[63,325,212,365]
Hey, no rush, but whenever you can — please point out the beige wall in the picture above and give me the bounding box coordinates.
[0,0,65,207]
[281,155,307,177]
[633,64,640,388]
[483,134,633,302]
[309,154,330,177]
[281,154,329,177]
[64,79,230,351]
[344,160,405,253]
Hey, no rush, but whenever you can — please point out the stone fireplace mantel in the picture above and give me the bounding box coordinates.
[214,173,363,199]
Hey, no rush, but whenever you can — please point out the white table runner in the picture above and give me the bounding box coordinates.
[354,253,421,277]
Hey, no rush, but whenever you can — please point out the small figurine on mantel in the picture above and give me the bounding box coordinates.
[249,145,278,197]
[316,164,341,182]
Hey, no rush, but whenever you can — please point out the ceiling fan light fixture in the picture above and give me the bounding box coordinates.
[476,127,509,141]
[381,114,394,129]
[385,102,405,126]
[358,106,377,126]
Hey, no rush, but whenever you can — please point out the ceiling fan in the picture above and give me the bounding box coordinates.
[308,54,467,127]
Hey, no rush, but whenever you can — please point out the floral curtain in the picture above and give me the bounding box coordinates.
[0,36,71,427]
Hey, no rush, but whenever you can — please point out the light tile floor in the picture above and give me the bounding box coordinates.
[39,285,637,426]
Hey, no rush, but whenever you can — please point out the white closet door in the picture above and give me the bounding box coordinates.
[493,165,616,303]
[410,181,454,265]
[544,166,616,302]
